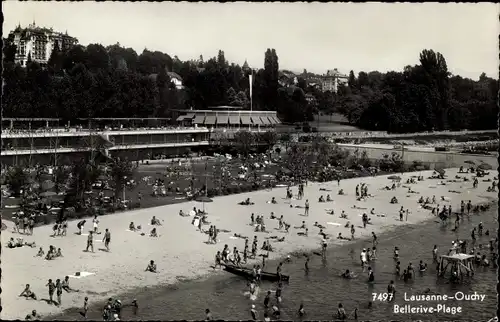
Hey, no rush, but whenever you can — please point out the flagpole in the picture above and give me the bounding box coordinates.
[249,69,253,112]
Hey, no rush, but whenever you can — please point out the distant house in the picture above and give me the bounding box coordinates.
[321,68,348,93]
[278,71,298,87]
[167,72,184,90]
[149,68,184,90]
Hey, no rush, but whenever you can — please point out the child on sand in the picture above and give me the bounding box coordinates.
[146,260,157,273]
[35,247,44,257]
[19,284,37,300]
[62,276,79,293]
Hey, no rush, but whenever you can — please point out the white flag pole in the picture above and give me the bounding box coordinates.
[249,72,253,112]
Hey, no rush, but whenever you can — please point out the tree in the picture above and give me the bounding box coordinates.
[233,131,255,156]
[47,41,63,74]
[109,157,136,200]
[6,166,28,197]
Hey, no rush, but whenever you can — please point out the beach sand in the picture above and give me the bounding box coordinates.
[2,168,497,319]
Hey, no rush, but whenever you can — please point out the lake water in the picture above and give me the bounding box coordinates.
[51,206,498,321]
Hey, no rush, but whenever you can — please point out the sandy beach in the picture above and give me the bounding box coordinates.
[2,168,497,320]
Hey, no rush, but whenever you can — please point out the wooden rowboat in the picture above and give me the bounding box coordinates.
[223,264,290,282]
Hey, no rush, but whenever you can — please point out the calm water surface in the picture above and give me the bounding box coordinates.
[52,207,498,321]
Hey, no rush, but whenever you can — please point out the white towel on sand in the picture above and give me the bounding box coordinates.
[68,272,95,279]
[229,236,239,239]
[327,222,342,226]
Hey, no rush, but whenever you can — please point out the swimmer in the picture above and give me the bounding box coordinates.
[367,266,375,282]
[298,303,306,317]
[341,269,356,279]
[418,260,427,272]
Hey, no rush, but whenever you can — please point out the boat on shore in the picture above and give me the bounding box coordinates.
[223,264,290,282]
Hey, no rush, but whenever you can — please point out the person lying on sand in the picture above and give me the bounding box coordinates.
[145,260,157,273]
[319,188,331,191]
[150,228,158,237]
[239,198,254,206]
[407,187,418,194]
[151,216,162,225]
[314,222,326,229]
[19,284,37,300]
[326,209,335,215]
[352,205,367,210]
[337,233,351,241]
[179,210,189,217]
[234,233,248,239]
[370,208,375,215]
[35,247,44,257]
[318,195,325,203]
[296,228,309,237]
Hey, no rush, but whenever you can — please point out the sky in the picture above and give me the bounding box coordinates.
[3,2,498,79]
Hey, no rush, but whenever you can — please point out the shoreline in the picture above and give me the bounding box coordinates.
[48,201,498,321]
[2,168,497,320]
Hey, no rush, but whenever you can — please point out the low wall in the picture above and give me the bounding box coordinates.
[339,144,498,169]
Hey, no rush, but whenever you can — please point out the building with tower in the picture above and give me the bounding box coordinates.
[9,21,78,67]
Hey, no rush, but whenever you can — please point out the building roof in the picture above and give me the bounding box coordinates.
[242,60,250,70]
[167,72,183,81]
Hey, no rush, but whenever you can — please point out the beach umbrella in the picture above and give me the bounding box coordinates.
[196,195,213,212]
[387,175,401,181]
[41,180,55,191]
[464,160,475,165]
[478,163,492,171]
[39,191,57,198]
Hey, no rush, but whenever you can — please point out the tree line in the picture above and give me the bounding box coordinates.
[335,50,498,132]
[3,35,497,132]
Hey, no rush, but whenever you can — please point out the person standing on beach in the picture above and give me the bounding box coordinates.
[46,279,56,305]
[321,239,327,258]
[103,229,111,251]
[83,297,89,319]
[55,279,63,305]
[304,199,309,216]
[467,200,472,215]
[351,225,355,240]
[371,232,377,246]
[93,215,100,234]
[86,231,94,252]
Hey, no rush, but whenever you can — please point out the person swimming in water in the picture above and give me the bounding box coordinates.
[418,260,427,272]
[341,269,356,279]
